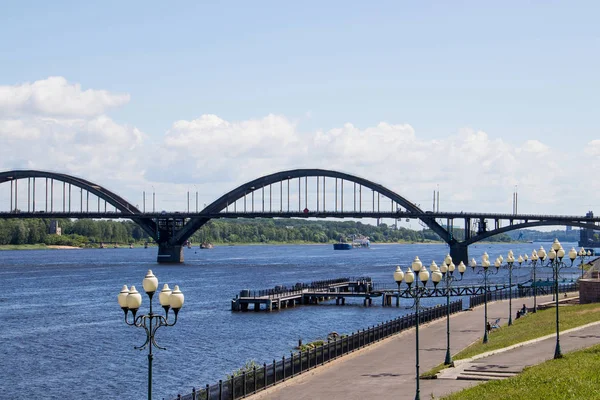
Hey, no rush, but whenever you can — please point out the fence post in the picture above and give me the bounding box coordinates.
[218,380,223,400]
[192,387,196,400]
[206,384,210,400]
[231,376,235,400]
[273,359,277,384]
[242,371,247,398]
[253,365,257,393]
[299,350,303,373]
[263,363,267,389]
[282,356,286,381]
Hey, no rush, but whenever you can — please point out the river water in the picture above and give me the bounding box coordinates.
[0,242,578,399]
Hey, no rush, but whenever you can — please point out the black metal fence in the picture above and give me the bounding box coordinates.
[469,282,578,308]
[171,299,462,400]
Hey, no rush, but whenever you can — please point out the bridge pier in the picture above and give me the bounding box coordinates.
[450,242,469,265]
[157,243,184,263]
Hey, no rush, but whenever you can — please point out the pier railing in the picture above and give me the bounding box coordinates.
[469,282,577,308]
[172,299,462,400]
[239,276,372,299]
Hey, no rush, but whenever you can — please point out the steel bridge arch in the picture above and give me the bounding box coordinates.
[175,168,451,244]
[465,220,600,246]
[0,170,156,237]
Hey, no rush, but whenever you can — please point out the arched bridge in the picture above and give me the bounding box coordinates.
[1,169,599,263]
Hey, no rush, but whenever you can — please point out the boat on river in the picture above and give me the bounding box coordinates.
[333,242,353,250]
[333,235,370,250]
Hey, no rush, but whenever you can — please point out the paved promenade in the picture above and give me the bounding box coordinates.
[247,293,600,400]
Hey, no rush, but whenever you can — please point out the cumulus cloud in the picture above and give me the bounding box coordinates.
[0,76,593,216]
[0,76,130,117]
[0,77,145,199]
[585,140,600,157]
[143,114,588,215]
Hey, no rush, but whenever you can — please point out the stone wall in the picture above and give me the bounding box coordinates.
[579,278,600,304]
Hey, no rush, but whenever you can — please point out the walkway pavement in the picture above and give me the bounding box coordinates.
[246,293,600,400]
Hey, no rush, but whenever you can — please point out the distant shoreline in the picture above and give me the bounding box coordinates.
[0,241,532,251]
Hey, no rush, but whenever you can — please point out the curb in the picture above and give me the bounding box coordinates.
[453,320,600,367]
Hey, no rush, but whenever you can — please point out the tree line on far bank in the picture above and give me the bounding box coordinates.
[0,218,521,247]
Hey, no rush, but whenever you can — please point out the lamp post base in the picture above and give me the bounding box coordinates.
[554,343,562,359]
[444,349,453,366]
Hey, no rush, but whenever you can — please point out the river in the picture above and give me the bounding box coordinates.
[0,241,578,399]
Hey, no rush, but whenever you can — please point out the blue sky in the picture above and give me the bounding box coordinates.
[0,1,599,216]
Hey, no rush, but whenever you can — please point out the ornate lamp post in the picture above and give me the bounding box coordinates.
[500,250,521,326]
[118,270,185,400]
[439,254,466,365]
[538,239,576,359]
[470,252,500,344]
[394,256,441,400]
[578,247,591,279]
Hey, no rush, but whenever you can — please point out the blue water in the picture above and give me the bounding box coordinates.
[0,242,579,399]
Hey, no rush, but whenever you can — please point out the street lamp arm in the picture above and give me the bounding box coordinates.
[134,327,152,351]
[150,327,167,351]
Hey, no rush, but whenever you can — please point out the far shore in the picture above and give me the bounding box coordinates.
[0,240,531,251]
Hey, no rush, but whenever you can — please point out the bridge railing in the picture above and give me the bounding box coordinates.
[172,299,463,400]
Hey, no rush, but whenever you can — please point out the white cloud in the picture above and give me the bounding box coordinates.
[146,114,590,216]
[0,76,130,117]
[520,140,549,154]
[0,76,596,217]
[0,78,144,198]
[585,140,600,157]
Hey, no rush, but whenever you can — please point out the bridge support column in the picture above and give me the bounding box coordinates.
[450,242,469,265]
[157,243,184,263]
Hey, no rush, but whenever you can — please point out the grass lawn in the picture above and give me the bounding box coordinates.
[442,343,600,400]
[422,302,600,378]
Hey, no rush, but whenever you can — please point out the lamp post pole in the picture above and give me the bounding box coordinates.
[394,256,441,400]
[499,251,521,326]
[537,240,576,359]
[470,252,499,344]
[528,251,539,312]
[440,255,466,365]
[118,270,185,400]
